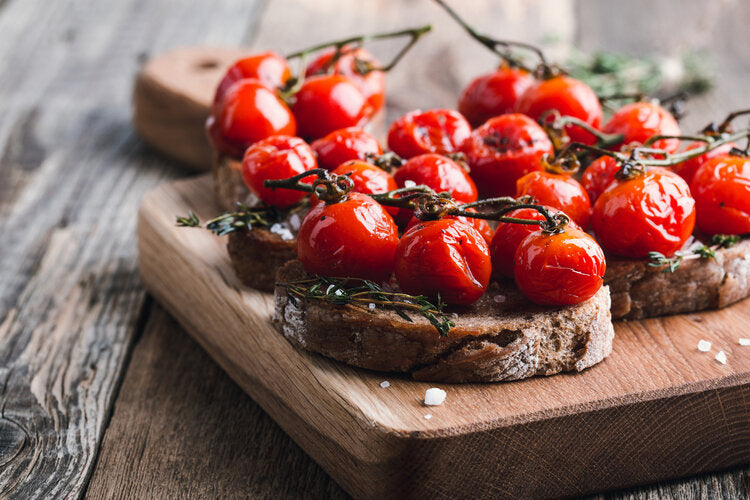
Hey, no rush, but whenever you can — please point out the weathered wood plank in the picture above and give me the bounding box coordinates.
[85,303,349,500]
[0,0,263,497]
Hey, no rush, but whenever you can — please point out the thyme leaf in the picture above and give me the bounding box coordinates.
[281,277,455,336]
[647,236,742,273]
[648,251,683,273]
[175,211,200,227]
[711,234,740,248]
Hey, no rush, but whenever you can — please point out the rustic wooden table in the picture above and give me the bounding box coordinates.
[1,0,749,498]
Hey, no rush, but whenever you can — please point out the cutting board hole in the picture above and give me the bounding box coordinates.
[196,59,219,71]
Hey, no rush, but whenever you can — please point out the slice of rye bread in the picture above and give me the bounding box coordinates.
[272,260,614,383]
[605,238,750,320]
[213,155,250,211]
[228,229,296,292]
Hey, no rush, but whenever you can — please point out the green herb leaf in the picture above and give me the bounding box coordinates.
[647,251,683,273]
[176,211,200,227]
[711,234,741,248]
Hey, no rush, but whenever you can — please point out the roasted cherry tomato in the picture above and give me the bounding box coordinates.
[405,211,494,245]
[591,168,695,258]
[387,109,472,159]
[672,141,735,185]
[516,171,591,229]
[514,226,605,306]
[395,218,491,305]
[514,75,602,145]
[490,206,580,279]
[292,74,371,141]
[581,155,619,203]
[394,153,478,203]
[310,127,382,171]
[458,67,535,128]
[214,52,291,104]
[311,160,399,218]
[460,113,553,197]
[241,135,316,207]
[602,102,681,153]
[207,79,297,157]
[306,46,385,114]
[297,192,399,282]
[691,155,750,235]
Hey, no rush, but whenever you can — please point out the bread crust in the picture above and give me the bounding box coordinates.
[213,154,251,211]
[605,239,750,320]
[273,260,614,383]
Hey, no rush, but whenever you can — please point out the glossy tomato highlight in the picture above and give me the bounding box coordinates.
[387,109,471,159]
[394,153,478,203]
[691,155,750,235]
[516,171,591,229]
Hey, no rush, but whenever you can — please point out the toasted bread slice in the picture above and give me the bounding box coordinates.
[272,260,614,383]
[213,155,250,211]
[605,239,750,320]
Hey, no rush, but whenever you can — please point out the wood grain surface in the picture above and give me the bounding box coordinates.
[2,0,750,498]
[136,174,750,499]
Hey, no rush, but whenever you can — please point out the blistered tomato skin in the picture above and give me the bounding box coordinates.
[207,79,297,157]
[306,46,385,114]
[458,67,535,128]
[214,52,291,104]
[691,156,750,235]
[297,192,399,282]
[405,211,494,245]
[460,114,553,198]
[673,142,735,185]
[395,219,491,305]
[394,153,478,203]
[292,75,371,141]
[516,171,592,229]
[591,168,696,258]
[311,127,382,171]
[490,207,580,279]
[311,160,399,218]
[514,227,606,306]
[241,135,316,207]
[387,109,472,159]
[581,156,620,203]
[514,76,602,145]
[603,102,681,153]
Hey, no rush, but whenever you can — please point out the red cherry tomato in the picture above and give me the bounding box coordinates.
[310,127,382,171]
[405,211,494,245]
[581,155,619,203]
[311,160,399,218]
[490,206,580,279]
[297,192,398,282]
[691,155,750,235]
[395,219,491,305]
[241,135,316,207]
[514,226,606,306]
[672,141,735,185]
[207,79,297,157]
[387,109,472,159]
[292,75,371,141]
[214,52,291,104]
[603,102,681,153]
[516,171,591,229]
[458,67,535,128]
[591,168,695,258]
[515,76,602,145]
[394,153,478,203]
[460,113,553,198]
[306,46,385,114]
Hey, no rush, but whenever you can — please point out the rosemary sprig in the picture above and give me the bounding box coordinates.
[176,203,283,236]
[648,234,741,273]
[281,276,456,336]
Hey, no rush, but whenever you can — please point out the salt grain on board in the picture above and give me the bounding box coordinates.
[697,340,712,352]
[739,338,750,346]
[380,381,390,388]
[715,351,727,365]
[425,388,447,406]
[424,414,432,420]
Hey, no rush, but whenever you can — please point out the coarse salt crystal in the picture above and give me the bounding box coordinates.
[404,180,417,188]
[493,294,506,303]
[697,340,712,352]
[424,414,432,420]
[739,338,750,346]
[715,351,727,365]
[380,381,390,388]
[289,213,301,231]
[269,223,293,241]
[334,289,344,296]
[368,303,376,310]
[424,387,446,406]
[326,284,335,294]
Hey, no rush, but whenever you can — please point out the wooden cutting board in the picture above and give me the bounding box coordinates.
[137,174,750,500]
